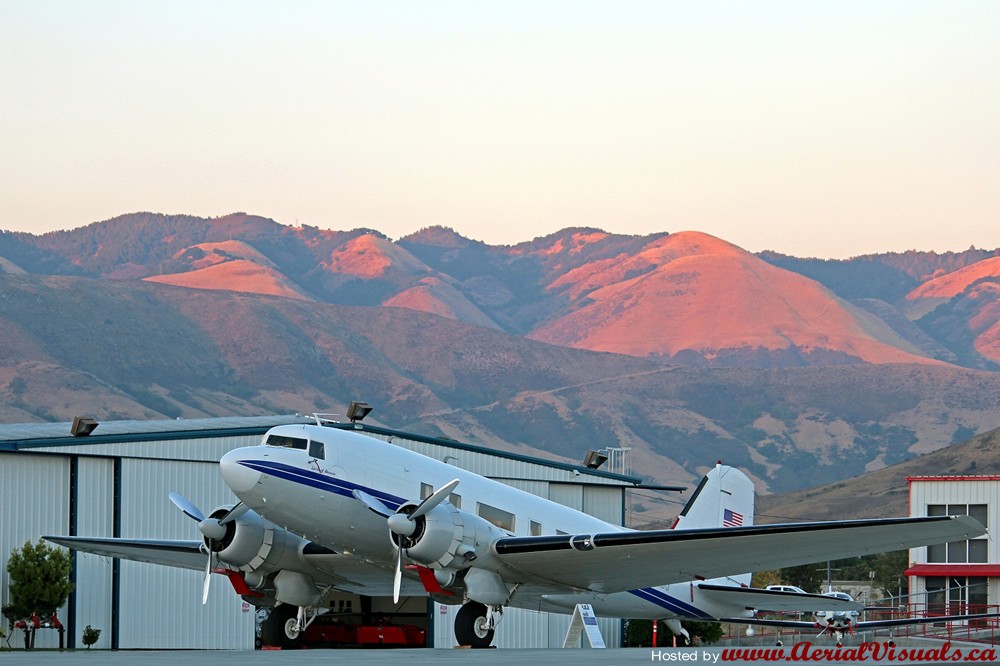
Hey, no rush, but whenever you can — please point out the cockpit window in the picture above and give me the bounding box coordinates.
[266,434,308,450]
[308,440,325,460]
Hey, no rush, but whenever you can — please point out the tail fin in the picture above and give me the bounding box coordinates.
[673,463,756,588]
[672,463,755,531]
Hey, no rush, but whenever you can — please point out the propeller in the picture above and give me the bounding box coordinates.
[168,492,248,604]
[369,478,461,603]
[352,489,393,518]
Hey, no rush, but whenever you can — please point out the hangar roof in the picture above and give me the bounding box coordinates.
[0,415,642,485]
[0,414,311,447]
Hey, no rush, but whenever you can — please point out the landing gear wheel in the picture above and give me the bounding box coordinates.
[455,601,495,648]
[259,604,305,649]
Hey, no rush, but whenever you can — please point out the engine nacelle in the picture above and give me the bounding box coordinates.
[205,506,311,579]
[393,502,505,572]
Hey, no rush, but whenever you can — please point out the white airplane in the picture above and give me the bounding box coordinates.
[44,421,992,648]
[733,586,1000,648]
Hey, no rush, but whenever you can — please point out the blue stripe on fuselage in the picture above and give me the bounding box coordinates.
[238,459,406,510]
[628,587,714,620]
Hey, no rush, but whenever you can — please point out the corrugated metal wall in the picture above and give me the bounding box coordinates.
[0,453,70,649]
[73,457,114,649]
[115,458,254,649]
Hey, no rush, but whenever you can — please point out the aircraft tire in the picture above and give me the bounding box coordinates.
[455,601,495,648]
[259,604,305,649]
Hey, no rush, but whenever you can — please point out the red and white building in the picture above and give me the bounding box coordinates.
[907,476,999,614]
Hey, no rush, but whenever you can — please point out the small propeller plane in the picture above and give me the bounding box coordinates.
[732,587,1000,648]
[45,420,993,648]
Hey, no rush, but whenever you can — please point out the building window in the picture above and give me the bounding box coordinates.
[927,504,988,563]
[925,576,989,619]
[477,502,515,532]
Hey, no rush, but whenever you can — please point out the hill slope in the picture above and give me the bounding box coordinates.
[6,213,1000,371]
[757,427,1000,524]
[529,232,935,366]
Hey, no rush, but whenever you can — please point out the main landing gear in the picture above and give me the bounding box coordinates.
[259,604,306,649]
[454,601,502,648]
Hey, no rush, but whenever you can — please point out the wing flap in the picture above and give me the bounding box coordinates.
[492,515,983,594]
[44,535,206,571]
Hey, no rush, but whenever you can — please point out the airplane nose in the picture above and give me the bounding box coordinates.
[220,448,262,493]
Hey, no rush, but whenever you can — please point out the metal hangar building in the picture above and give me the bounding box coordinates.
[0,415,640,650]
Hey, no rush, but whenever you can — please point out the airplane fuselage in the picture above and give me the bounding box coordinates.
[219,423,752,622]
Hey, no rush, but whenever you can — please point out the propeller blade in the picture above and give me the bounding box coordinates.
[219,502,249,525]
[409,478,460,520]
[201,545,214,605]
[353,489,393,518]
[169,492,205,522]
[392,546,403,604]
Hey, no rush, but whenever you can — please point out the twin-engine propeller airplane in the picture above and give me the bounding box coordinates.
[45,421,993,648]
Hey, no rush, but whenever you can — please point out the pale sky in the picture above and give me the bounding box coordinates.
[1,1,997,258]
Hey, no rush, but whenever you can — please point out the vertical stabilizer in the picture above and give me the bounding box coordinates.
[672,463,755,531]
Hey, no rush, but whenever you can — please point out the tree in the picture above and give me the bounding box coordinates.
[776,563,822,593]
[81,625,101,649]
[3,540,74,622]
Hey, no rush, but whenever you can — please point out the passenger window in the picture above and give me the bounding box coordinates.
[309,440,325,460]
[477,502,515,532]
[530,520,542,536]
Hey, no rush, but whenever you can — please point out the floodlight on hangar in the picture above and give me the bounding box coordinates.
[70,416,98,437]
[582,450,608,469]
[346,401,373,423]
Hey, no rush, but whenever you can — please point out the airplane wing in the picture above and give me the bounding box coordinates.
[42,534,427,597]
[492,515,983,594]
[44,536,206,570]
[696,584,862,612]
[727,612,1000,631]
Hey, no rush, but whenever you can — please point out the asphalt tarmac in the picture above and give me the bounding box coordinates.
[0,648,656,665]
[3,642,995,666]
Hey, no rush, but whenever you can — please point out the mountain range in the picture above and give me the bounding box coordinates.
[3,212,1000,519]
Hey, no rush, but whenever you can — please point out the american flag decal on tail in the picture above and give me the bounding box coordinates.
[723,508,743,527]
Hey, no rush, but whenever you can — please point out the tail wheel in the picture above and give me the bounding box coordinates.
[455,601,495,648]
[259,604,305,649]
